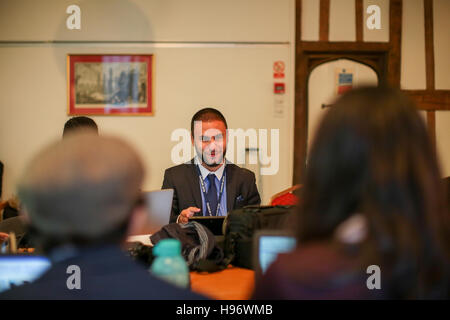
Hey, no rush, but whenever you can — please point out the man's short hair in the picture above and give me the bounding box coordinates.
[190,108,227,137]
[63,116,98,137]
[18,134,144,243]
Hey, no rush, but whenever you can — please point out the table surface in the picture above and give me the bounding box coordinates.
[190,265,255,300]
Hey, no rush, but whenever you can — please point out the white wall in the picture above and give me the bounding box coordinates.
[301,0,320,41]
[329,0,356,42]
[401,0,426,90]
[0,0,292,42]
[0,0,296,204]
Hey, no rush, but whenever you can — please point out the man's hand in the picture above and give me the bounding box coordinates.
[178,207,201,224]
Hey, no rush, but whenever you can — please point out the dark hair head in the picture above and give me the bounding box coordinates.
[63,116,98,137]
[299,86,449,298]
[190,108,227,137]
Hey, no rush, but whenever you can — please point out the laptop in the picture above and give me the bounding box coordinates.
[189,216,226,236]
[253,230,297,278]
[127,189,173,244]
[0,255,51,293]
[142,189,174,232]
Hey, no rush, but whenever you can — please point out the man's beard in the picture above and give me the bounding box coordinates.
[196,147,226,167]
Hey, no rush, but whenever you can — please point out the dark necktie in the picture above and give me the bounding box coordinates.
[206,174,218,216]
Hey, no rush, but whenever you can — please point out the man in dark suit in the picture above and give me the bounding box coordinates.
[1,134,203,300]
[163,108,261,223]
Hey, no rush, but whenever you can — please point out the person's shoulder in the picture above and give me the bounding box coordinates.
[0,269,64,300]
[0,248,208,300]
[0,284,33,300]
[226,163,256,179]
[256,244,378,299]
[164,160,195,175]
[0,274,206,300]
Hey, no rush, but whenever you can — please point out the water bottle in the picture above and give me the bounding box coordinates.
[150,239,190,288]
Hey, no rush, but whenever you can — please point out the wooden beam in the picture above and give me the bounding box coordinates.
[319,0,330,41]
[424,0,435,90]
[423,0,438,153]
[388,0,402,87]
[296,0,302,42]
[293,0,307,185]
[293,53,309,185]
[427,111,436,150]
[300,41,390,52]
[355,0,363,42]
[404,90,450,111]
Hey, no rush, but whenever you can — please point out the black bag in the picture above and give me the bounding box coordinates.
[127,222,226,273]
[150,221,225,271]
[222,205,295,269]
[127,242,156,268]
[128,205,295,272]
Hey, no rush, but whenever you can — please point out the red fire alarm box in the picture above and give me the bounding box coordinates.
[274,83,285,94]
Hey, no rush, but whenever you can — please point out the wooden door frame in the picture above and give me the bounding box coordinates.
[294,46,389,184]
[293,0,402,184]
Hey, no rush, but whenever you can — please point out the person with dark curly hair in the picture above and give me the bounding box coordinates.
[253,87,449,299]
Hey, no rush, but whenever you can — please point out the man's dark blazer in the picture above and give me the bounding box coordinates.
[0,245,204,300]
[162,159,261,223]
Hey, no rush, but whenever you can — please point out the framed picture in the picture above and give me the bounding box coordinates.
[67,54,153,116]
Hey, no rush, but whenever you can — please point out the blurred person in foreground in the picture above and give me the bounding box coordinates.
[253,87,449,299]
[0,134,203,300]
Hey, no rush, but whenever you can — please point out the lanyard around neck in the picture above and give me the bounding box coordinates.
[196,165,226,216]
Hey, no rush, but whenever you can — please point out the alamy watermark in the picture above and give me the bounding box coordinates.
[66,5,81,30]
[171,126,280,176]
[64,4,382,32]
[66,265,81,290]
[366,265,381,290]
[367,5,381,30]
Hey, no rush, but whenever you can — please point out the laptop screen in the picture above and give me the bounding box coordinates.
[189,216,225,236]
[141,189,173,232]
[0,255,51,293]
[254,231,296,275]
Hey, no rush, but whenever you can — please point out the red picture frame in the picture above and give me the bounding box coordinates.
[67,54,153,116]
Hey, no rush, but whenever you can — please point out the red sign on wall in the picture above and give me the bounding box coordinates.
[273,61,285,78]
[274,82,285,94]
